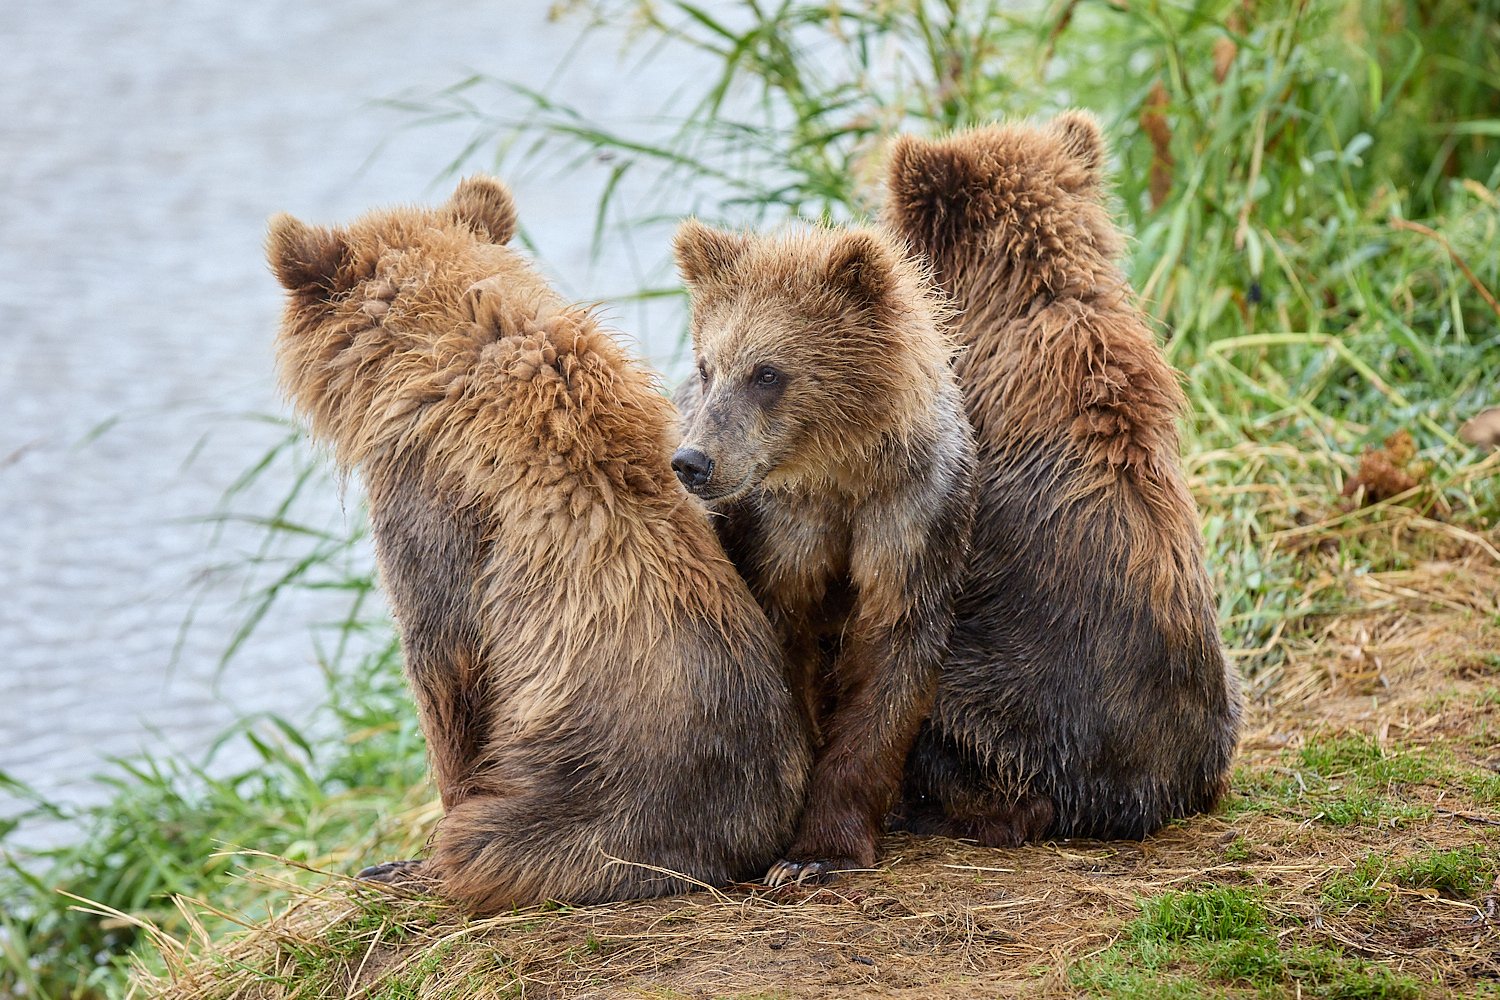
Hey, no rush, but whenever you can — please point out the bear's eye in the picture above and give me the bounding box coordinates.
[698,362,709,383]
[753,365,781,386]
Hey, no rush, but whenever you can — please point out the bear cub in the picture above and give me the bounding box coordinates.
[672,223,976,885]
[883,112,1242,845]
[269,177,810,912]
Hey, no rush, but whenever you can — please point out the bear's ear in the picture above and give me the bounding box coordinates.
[446,175,518,244]
[884,133,988,240]
[825,230,893,302]
[885,134,941,202]
[674,219,750,288]
[1050,109,1106,184]
[267,213,346,296]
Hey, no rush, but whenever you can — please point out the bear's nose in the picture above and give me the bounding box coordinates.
[671,448,715,492]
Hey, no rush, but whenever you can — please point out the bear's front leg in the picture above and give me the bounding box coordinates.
[764,486,970,888]
[764,621,936,887]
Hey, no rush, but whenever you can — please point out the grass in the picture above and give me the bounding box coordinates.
[1395,847,1497,900]
[19,568,1500,994]
[4,0,1500,997]
[127,644,1500,998]
[1073,884,1428,998]
[1321,856,1399,916]
[0,468,434,997]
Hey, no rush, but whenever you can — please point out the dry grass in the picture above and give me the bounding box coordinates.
[128,467,1500,1000]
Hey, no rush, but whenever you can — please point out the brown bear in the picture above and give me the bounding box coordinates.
[671,223,976,884]
[267,176,811,912]
[882,112,1242,845]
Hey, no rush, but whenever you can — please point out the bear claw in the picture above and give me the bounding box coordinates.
[356,859,426,884]
[763,856,857,888]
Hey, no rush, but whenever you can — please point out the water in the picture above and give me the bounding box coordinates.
[0,0,712,846]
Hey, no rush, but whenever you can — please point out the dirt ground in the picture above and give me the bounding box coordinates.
[136,550,1500,1000]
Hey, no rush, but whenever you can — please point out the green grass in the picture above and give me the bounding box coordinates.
[1294,737,1442,827]
[1221,836,1253,863]
[1321,857,1397,916]
[1073,885,1425,999]
[1223,735,1470,828]
[1394,846,1497,900]
[4,0,1500,997]
[0,497,433,995]
[1132,887,1271,944]
[1469,770,1500,806]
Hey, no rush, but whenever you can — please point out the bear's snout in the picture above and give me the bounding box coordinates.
[671,448,714,492]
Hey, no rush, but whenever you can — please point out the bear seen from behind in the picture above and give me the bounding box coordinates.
[268,177,811,912]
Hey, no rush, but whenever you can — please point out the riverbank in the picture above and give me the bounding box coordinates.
[134,536,1500,997]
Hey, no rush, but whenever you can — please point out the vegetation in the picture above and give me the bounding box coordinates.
[1074,885,1425,999]
[3,0,1498,996]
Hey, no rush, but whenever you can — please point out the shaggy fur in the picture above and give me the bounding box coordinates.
[882,112,1241,844]
[672,224,976,884]
[268,177,810,912]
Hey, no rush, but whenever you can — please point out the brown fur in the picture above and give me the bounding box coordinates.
[672,224,976,884]
[882,113,1241,843]
[268,177,810,912]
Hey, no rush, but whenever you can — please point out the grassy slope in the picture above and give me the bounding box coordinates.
[134,497,1500,1000]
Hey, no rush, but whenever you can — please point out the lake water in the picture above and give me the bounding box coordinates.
[0,0,713,846]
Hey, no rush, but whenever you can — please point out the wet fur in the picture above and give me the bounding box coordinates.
[673,225,976,879]
[268,178,810,912]
[882,113,1241,844]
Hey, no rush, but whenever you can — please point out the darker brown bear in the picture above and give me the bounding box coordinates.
[268,177,810,911]
[882,112,1241,845]
[672,224,976,884]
